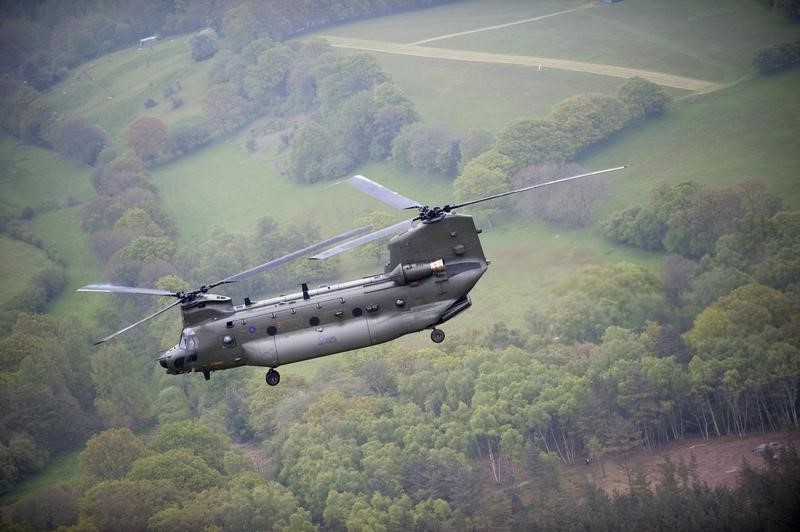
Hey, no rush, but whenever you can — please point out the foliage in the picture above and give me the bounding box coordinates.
[618,77,672,120]
[495,118,574,172]
[189,30,219,62]
[124,116,169,165]
[288,121,340,183]
[549,262,666,343]
[548,93,630,154]
[81,479,178,532]
[80,427,148,481]
[52,116,108,166]
[391,122,460,177]
[513,162,610,228]
[150,419,230,472]
[127,449,223,492]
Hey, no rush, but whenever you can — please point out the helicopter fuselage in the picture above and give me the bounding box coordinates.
[158,213,488,380]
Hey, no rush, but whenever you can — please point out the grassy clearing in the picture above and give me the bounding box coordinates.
[0,135,94,214]
[338,50,631,132]
[0,133,102,318]
[150,138,453,246]
[316,0,587,44]
[28,206,104,318]
[0,451,82,506]
[46,36,211,142]
[585,71,800,214]
[0,236,57,309]
[429,0,800,84]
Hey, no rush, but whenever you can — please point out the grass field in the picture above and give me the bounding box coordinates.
[586,70,800,214]
[0,135,94,214]
[0,134,101,316]
[336,49,634,132]
[28,207,105,318]
[317,0,587,44]
[0,236,58,310]
[346,0,797,84]
[0,451,81,506]
[45,37,211,142]
[151,138,454,246]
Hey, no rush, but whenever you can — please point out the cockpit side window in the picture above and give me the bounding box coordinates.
[179,328,198,351]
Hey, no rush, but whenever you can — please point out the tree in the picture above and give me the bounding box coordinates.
[513,162,609,227]
[151,419,229,472]
[663,185,745,257]
[81,479,178,532]
[90,344,153,430]
[170,122,211,154]
[189,29,218,62]
[549,263,667,343]
[453,160,509,221]
[318,54,387,115]
[549,94,629,153]
[80,427,148,481]
[52,116,108,166]
[221,481,314,531]
[243,44,295,104]
[391,122,461,177]
[686,283,794,352]
[12,486,78,530]
[288,121,343,183]
[124,116,169,165]
[495,118,574,171]
[203,83,250,133]
[618,77,672,120]
[458,129,494,169]
[661,254,697,304]
[127,450,223,492]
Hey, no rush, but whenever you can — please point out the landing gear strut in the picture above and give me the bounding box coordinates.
[430,328,445,343]
[266,368,280,386]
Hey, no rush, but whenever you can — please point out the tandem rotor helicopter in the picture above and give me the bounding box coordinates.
[79,166,624,386]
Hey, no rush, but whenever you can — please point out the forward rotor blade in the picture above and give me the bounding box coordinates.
[347,175,421,210]
[94,299,183,345]
[450,166,626,210]
[77,284,177,297]
[221,225,374,282]
[310,219,414,260]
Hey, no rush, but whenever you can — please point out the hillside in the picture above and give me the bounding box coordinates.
[1,0,799,530]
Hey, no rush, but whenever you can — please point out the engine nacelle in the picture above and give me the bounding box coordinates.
[388,259,445,285]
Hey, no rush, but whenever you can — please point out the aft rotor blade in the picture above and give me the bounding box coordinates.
[94,299,183,345]
[77,284,177,297]
[450,166,626,210]
[221,225,374,283]
[310,219,414,260]
[347,175,421,210]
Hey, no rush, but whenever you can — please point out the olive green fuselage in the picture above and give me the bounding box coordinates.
[159,214,488,377]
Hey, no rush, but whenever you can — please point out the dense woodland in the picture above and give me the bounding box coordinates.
[1,0,799,530]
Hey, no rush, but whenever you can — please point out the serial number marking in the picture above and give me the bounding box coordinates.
[317,335,338,346]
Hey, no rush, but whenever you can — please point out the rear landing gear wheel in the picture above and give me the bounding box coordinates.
[431,328,445,343]
[266,368,280,386]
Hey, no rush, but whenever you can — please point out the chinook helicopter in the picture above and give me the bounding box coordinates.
[79,166,624,386]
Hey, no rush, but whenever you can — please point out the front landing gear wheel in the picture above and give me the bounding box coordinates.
[266,368,280,386]
[431,328,445,343]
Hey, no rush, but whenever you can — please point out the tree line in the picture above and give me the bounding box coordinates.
[0,0,449,90]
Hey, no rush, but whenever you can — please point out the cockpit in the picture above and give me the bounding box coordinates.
[158,328,199,373]
[178,328,199,351]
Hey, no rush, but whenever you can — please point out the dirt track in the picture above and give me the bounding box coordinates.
[320,35,722,93]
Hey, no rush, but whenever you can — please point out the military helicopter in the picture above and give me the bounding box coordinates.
[79,166,624,385]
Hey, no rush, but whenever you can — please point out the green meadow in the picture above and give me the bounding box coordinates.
[316,0,588,44]
[0,236,58,310]
[46,37,211,141]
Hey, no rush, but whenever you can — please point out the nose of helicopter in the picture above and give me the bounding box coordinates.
[158,345,183,369]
